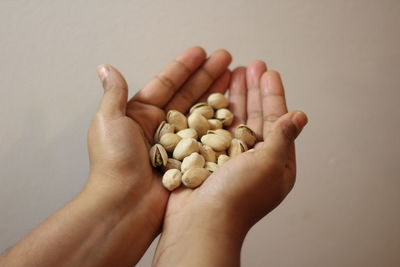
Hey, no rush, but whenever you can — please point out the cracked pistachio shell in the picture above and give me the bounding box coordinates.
[205,162,218,172]
[167,110,187,131]
[159,133,182,153]
[208,119,223,130]
[228,138,248,157]
[188,112,210,137]
[149,144,168,167]
[217,154,230,166]
[199,144,217,163]
[162,158,182,172]
[154,121,175,143]
[235,124,256,148]
[162,169,182,191]
[207,93,229,109]
[190,103,214,119]
[207,129,232,143]
[173,138,200,160]
[181,152,205,172]
[215,108,234,127]
[176,128,198,140]
[182,168,210,188]
[200,134,230,152]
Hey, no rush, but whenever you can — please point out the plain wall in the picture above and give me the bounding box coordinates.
[1,0,399,266]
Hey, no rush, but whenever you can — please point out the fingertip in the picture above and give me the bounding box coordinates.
[291,111,308,132]
[213,49,233,64]
[96,64,110,82]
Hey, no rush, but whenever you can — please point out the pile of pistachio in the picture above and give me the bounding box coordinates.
[149,93,256,191]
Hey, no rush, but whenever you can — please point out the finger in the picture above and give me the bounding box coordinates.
[96,64,128,118]
[131,46,207,107]
[262,111,308,162]
[246,61,267,140]
[228,66,247,129]
[197,69,231,102]
[260,70,288,139]
[165,49,232,113]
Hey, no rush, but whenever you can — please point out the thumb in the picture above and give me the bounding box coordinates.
[262,111,308,160]
[96,64,128,118]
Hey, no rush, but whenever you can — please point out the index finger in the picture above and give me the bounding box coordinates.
[131,46,207,108]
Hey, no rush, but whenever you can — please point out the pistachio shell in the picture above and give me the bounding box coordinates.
[205,162,218,172]
[181,152,205,172]
[176,128,198,140]
[217,154,230,166]
[149,144,168,167]
[199,144,217,163]
[173,138,200,160]
[215,108,234,127]
[208,119,223,130]
[207,93,229,109]
[162,158,182,172]
[154,121,175,143]
[162,169,182,191]
[167,110,187,131]
[159,133,182,153]
[200,134,230,152]
[190,103,214,119]
[247,149,256,153]
[228,138,248,157]
[188,113,210,137]
[235,124,256,148]
[207,129,232,143]
[182,168,210,188]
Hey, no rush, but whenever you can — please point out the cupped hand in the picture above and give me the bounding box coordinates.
[156,61,308,255]
[86,47,232,229]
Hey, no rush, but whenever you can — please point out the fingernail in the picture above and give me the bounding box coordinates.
[291,111,308,131]
[96,64,109,82]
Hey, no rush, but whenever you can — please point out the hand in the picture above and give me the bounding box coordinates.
[87,46,232,221]
[153,61,308,266]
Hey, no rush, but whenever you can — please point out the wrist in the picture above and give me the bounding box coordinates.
[153,201,249,267]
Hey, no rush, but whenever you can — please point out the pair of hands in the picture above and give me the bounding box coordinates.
[87,46,307,265]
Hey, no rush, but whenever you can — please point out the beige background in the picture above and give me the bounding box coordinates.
[1,0,399,266]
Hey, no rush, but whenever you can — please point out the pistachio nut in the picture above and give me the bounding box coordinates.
[207,93,229,109]
[159,133,182,153]
[154,121,175,143]
[176,128,198,140]
[149,144,168,167]
[182,168,210,188]
[217,154,230,166]
[235,124,256,148]
[167,110,187,131]
[200,133,230,152]
[215,108,234,127]
[207,129,232,143]
[208,119,223,130]
[173,138,200,160]
[190,103,214,119]
[188,112,210,137]
[228,138,248,157]
[199,144,216,163]
[162,158,182,172]
[162,169,182,191]
[181,152,205,172]
[205,162,218,172]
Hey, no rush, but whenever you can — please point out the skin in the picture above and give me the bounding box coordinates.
[152,62,308,267]
[0,47,307,267]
